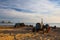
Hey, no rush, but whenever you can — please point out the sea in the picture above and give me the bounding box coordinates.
[25,23,60,27]
[0,23,60,27]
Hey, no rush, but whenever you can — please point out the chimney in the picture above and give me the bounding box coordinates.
[41,18,43,29]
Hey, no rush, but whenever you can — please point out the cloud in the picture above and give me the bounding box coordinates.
[0,0,55,13]
[0,0,60,23]
[0,5,34,13]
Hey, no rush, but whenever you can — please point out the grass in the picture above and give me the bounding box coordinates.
[0,33,14,40]
[0,26,60,40]
[0,33,55,40]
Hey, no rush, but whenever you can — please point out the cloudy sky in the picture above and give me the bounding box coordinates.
[0,0,60,23]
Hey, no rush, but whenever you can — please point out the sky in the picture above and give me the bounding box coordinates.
[0,0,60,23]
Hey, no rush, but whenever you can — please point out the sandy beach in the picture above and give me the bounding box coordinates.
[0,25,60,40]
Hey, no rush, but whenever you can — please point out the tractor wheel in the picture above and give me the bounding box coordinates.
[42,29,44,34]
[32,27,35,32]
